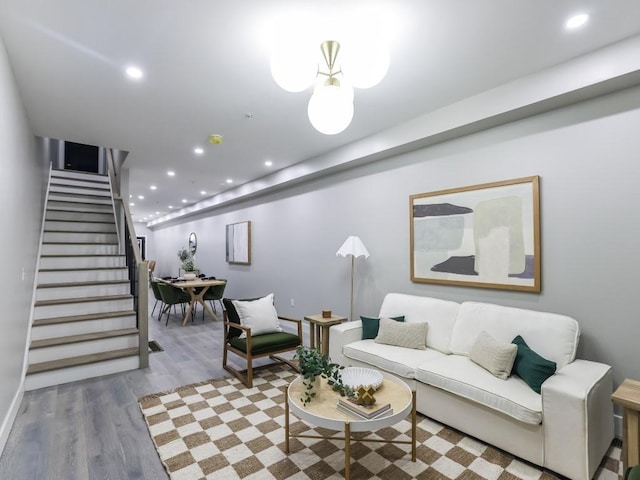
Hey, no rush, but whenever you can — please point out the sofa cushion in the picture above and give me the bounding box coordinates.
[375,318,428,350]
[378,293,459,354]
[469,331,517,380]
[449,302,579,370]
[512,335,557,394]
[361,315,404,340]
[415,355,543,425]
[343,340,445,379]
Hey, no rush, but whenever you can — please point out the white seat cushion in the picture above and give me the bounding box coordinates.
[415,355,543,425]
[343,340,446,379]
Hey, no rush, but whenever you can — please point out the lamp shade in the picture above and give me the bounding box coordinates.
[336,236,369,258]
[307,83,354,135]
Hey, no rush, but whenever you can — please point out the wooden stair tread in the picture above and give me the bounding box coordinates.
[31,328,139,349]
[40,254,124,258]
[42,241,118,245]
[27,347,139,375]
[45,219,114,224]
[33,310,136,326]
[39,266,127,272]
[38,280,129,288]
[43,230,115,234]
[35,294,132,307]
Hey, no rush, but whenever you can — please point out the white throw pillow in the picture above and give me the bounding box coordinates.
[232,293,282,338]
[469,331,517,380]
[375,317,428,350]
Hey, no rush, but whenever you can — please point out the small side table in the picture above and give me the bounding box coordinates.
[304,314,347,357]
[612,378,640,473]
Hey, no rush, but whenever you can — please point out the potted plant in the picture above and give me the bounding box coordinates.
[293,346,351,406]
[177,247,196,272]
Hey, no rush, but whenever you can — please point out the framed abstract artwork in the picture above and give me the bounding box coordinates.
[226,221,251,265]
[410,176,540,292]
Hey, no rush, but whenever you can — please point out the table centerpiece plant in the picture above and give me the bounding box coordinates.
[294,346,353,406]
[177,247,196,272]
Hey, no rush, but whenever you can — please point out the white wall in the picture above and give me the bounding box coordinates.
[150,84,640,388]
[0,34,48,451]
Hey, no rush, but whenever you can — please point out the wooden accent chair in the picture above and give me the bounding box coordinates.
[222,296,302,388]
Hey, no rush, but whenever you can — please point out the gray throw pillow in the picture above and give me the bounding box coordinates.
[469,331,517,380]
[375,317,428,350]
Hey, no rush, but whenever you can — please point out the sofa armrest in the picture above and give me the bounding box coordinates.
[328,320,363,365]
[542,359,614,480]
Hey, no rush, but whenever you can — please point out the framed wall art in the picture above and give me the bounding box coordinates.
[226,221,251,265]
[410,176,540,292]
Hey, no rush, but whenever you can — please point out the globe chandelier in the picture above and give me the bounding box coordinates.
[271,36,389,135]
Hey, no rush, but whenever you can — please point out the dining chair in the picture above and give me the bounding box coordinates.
[157,282,190,326]
[201,279,227,320]
[147,260,156,282]
[150,280,164,318]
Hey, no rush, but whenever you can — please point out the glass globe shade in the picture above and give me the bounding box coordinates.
[341,43,390,89]
[307,84,354,135]
[270,47,317,93]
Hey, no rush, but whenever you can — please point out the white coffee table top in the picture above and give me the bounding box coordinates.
[287,371,413,433]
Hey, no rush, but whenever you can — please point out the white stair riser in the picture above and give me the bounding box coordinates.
[41,243,119,255]
[39,256,125,269]
[29,335,139,364]
[31,315,137,340]
[43,232,117,243]
[36,283,130,301]
[44,220,115,233]
[51,170,109,183]
[35,298,134,320]
[49,185,111,197]
[50,178,110,190]
[25,355,139,391]
[38,268,128,283]
[47,201,112,213]
[48,193,112,205]
[46,210,114,223]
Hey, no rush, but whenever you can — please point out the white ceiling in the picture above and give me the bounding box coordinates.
[2,1,640,224]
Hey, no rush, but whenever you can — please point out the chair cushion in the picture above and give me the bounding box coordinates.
[232,294,282,338]
[223,296,262,338]
[229,332,301,355]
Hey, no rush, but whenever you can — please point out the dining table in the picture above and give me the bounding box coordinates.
[158,277,226,326]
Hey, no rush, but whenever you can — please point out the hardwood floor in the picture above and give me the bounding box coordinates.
[0,295,253,480]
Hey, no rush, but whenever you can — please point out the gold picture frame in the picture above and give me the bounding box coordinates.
[410,176,540,292]
[226,221,251,265]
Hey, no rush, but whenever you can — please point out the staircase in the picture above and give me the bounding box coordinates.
[26,169,140,390]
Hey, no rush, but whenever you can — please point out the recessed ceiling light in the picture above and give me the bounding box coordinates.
[265,160,273,167]
[125,65,144,80]
[156,211,160,215]
[226,179,233,184]
[194,147,204,155]
[565,13,589,30]
[129,194,133,198]
[129,202,135,206]
[168,205,173,209]
[167,170,175,177]
[182,199,188,203]
[138,195,144,200]
[150,185,157,190]
[200,190,206,195]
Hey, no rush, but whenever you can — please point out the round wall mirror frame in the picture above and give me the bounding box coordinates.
[188,232,197,255]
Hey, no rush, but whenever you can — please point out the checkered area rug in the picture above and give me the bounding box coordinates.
[138,366,621,480]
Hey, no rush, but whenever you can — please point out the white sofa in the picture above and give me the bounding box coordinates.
[329,293,614,480]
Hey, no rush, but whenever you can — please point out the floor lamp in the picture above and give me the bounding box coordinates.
[336,236,370,321]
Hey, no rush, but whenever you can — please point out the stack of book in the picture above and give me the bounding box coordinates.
[336,397,392,420]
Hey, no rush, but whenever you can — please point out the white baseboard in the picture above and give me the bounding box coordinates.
[0,379,25,457]
[614,413,622,440]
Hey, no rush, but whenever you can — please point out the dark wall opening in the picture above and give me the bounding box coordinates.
[64,141,99,173]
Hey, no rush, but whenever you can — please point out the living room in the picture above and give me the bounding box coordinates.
[2,2,640,479]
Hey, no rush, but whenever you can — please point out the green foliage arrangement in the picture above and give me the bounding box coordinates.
[293,346,352,406]
[177,247,196,271]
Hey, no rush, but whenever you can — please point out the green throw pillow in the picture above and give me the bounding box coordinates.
[361,315,404,340]
[511,335,557,394]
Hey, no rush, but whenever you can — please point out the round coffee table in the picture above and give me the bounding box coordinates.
[285,371,416,479]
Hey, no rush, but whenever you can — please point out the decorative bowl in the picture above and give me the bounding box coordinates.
[340,367,384,391]
[183,273,197,280]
